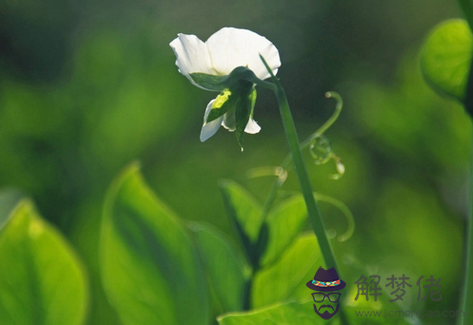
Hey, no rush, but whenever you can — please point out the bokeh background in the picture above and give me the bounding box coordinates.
[0,0,469,324]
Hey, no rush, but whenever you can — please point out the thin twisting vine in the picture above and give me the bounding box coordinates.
[248,90,350,234]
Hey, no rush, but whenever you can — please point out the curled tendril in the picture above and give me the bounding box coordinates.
[329,152,345,180]
[246,166,288,186]
[309,135,332,164]
[313,192,355,242]
[280,91,345,174]
[298,91,345,179]
[313,91,343,137]
[246,91,349,230]
[308,136,345,180]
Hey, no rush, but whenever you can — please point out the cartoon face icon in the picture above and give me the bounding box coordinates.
[306,267,346,320]
[311,291,341,319]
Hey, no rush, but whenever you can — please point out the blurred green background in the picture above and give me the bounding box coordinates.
[0,0,468,324]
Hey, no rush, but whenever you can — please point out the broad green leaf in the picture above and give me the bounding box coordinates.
[421,19,473,101]
[218,299,411,325]
[252,233,323,309]
[259,195,307,267]
[190,222,248,313]
[101,162,209,325]
[219,180,263,266]
[0,200,88,325]
[218,300,324,325]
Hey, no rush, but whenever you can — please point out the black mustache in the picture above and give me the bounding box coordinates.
[317,304,335,312]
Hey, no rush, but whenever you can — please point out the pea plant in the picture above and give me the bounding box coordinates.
[0,2,471,325]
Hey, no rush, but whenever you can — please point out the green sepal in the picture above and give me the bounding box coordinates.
[190,66,259,92]
[206,81,256,127]
[235,86,257,150]
[191,66,261,148]
[189,74,228,91]
[206,89,236,123]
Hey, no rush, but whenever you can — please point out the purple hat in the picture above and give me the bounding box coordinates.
[306,267,346,292]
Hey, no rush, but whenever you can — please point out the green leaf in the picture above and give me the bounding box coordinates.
[218,300,325,325]
[189,222,248,313]
[0,200,88,325]
[100,162,209,325]
[252,233,323,309]
[219,180,263,266]
[420,19,473,101]
[218,296,412,325]
[259,195,307,267]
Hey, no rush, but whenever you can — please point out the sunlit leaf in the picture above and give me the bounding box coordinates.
[252,233,322,309]
[218,295,412,325]
[101,162,209,325]
[421,19,473,101]
[190,222,248,313]
[218,300,324,325]
[0,200,88,325]
[259,195,307,267]
[218,299,412,325]
[219,179,263,266]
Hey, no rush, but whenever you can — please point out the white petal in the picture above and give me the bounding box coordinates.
[170,33,214,88]
[205,27,281,80]
[222,111,236,131]
[200,99,224,142]
[244,118,261,134]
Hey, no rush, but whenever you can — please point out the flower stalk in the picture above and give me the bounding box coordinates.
[461,50,473,325]
[259,55,339,272]
[464,131,473,325]
[259,55,349,324]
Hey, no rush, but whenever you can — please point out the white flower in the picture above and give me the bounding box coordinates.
[170,27,281,142]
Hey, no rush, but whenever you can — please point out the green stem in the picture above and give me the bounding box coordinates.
[462,46,473,325]
[268,71,349,325]
[276,84,339,269]
[258,56,339,271]
[242,276,253,310]
[257,55,349,324]
[464,131,473,325]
